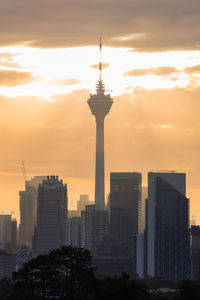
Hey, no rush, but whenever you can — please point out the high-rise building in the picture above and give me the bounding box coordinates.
[0,250,16,279]
[81,205,109,255]
[146,172,191,280]
[87,40,113,210]
[4,218,17,254]
[110,172,142,251]
[66,217,81,247]
[33,176,67,255]
[0,215,12,250]
[77,195,93,216]
[19,176,46,247]
[191,225,200,280]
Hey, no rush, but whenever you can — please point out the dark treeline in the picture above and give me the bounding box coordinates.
[0,245,200,300]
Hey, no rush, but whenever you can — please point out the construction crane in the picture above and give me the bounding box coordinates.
[21,160,27,189]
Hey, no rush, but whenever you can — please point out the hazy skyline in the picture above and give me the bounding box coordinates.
[0,0,200,223]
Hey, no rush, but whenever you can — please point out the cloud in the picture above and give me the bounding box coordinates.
[0,52,20,68]
[184,64,200,74]
[91,63,110,70]
[1,0,200,51]
[124,67,178,77]
[47,78,80,86]
[0,69,35,86]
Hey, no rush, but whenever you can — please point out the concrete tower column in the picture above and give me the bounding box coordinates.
[95,118,105,210]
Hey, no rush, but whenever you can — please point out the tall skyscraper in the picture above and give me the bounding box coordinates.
[87,39,113,210]
[146,172,191,280]
[110,172,142,251]
[33,176,67,255]
[19,176,46,247]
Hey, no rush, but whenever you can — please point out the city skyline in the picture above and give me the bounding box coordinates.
[1,0,200,224]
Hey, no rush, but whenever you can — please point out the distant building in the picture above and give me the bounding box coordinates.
[4,218,17,254]
[146,172,191,280]
[66,217,81,247]
[77,195,93,216]
[141,187,147,233]
[68,210,78,218]
[16,247,32,271]
[33,176,68,255]
[81,205,109,255]
[0,250,16,279]
[110,172,142,252]
[191,225,200,280]
[93,256,133,278]
[0,215,17,252]
[19,176,46,247]
[95,235,130,257]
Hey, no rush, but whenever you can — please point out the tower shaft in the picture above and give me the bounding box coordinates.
[95,119,105,210]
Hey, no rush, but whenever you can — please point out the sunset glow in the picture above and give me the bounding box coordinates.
[1,0,200,225]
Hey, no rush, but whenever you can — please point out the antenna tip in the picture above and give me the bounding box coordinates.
[99,37,102,51]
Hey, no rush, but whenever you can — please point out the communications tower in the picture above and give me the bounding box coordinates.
[87,39,113,210]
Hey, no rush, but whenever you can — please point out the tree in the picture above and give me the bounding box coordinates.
[175,280,200,300]
[49,246,95,299]
[0,278,13,300]
[11,245,95,300]
[94,273,150,300]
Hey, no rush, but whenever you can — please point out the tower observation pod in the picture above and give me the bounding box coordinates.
[87,39,113,210]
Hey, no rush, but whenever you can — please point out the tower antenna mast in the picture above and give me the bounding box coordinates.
[99,37,102,82]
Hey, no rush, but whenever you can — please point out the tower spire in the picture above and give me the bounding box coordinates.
[96,37,105,94]
[99,37,102,81]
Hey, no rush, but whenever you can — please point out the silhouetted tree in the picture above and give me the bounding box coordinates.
[49,246,95,299]
[0,278,13,300]
[175,280,200,300]
[94,273,150,300]
[11,245,95,300]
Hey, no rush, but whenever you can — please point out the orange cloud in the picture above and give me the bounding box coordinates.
[124,67,178,77]
[47,78,80,86]
[184,64,200,74]
[0,70,35,86]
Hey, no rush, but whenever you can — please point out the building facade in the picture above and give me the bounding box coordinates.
[77,195,93,216]
[81,205,109,255]
[66,217,81,248]
[110,172,142,251]
[33,176,67,255]
[0,215,15,252]
[191,225,200,280]
[0,250,16,279]
[19,176,46,247]
[146,172,191,280]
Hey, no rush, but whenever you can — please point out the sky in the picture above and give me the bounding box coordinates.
[0,0,200,223]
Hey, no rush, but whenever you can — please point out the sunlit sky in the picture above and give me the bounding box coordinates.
[1,0,200,224]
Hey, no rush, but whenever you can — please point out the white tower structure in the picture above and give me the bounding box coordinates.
[87,39,113,210]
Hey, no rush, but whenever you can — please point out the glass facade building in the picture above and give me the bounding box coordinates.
[155,176,191,279]
[146,172,191,280]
